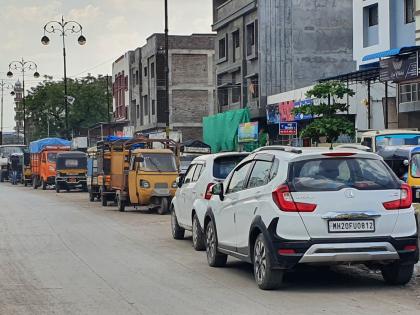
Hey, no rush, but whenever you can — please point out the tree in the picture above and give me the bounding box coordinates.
[292,81,355,147]
[23,75,111,141]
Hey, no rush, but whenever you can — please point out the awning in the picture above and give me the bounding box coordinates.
[362,46,420,61]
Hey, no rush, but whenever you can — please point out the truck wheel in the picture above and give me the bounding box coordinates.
[55,183,60,193]
[117,194,126,212]
[32,177,38,190]
[24,180,28,187]
[382,263,414,285]
[157,197,169,215]
[89,191,95,202]
[171,206,185,239]
[42,179,47,190]
[0,172,4,183]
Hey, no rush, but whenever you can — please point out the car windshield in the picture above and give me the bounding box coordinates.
[213,155,248,179]
[48,153,58,163]
[376,134,420,150]
[411,154,420,178]
[57,157,87,170]
[141,153,177,172]
[289,157,400,192]
[1,146,25,157]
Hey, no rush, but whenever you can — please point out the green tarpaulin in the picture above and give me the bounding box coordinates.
[203,109,250,153]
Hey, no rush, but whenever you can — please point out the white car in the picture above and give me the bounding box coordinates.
[171,152,249,250]
[202,146,419,290]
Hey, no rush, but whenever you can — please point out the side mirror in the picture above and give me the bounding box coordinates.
[403,159,409,167]
[211,183,224,201]
[176,175,184,188]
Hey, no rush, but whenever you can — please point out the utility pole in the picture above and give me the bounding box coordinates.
[0,80,15,145]
[164,0,170,139]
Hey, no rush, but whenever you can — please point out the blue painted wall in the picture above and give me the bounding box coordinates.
[390,0,415,48]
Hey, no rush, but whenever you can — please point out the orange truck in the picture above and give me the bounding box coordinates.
[29,138,71,190]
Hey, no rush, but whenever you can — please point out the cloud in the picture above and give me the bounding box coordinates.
[0,1,62,22]
[68,4,102,20]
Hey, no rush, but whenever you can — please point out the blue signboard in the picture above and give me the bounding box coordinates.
[293,99,313,121]
[279,122,298,136]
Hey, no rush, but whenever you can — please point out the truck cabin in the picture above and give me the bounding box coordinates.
[56,152,87,173]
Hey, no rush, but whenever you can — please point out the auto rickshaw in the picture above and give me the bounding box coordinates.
[110,137,180,214]
[55,151,88,193]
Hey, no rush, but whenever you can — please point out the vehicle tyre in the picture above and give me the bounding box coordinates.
[89,191,95,202]
[192,214,205,251]
[205,220,227,267]
[0,172,4,183]
[381,263,414,285]
[117,193,126,212]
[253,233,284,290]
[157,197,169,215]
[55,183,60,193]
[42,179,47,190]
[171,207,185,239]
[32,177,38,190]
[24,180,28,187]
[101,195,108,206]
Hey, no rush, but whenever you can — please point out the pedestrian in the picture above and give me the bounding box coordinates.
[10,154,20,185]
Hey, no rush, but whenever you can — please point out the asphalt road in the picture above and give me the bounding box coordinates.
[0,183,419,315]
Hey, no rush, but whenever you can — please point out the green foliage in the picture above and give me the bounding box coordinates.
[292,81,355,146]
[24,75,111,141]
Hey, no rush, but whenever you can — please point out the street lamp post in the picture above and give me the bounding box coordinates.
[7,59,40,145]
[164,0,170,139]
[41,16,86,140]
[0,80,15,145]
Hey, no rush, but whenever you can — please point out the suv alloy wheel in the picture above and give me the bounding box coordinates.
[253,234,283,290]
[192,214,205,251]
[171,207,185,239]
[205,220,227,267]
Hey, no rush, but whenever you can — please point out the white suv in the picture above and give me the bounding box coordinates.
[202,146,419,290]
[171,152,248,250]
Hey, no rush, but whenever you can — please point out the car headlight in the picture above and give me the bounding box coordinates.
[49,166,55,171]
[140,180,150,188]
[172,181,178,188]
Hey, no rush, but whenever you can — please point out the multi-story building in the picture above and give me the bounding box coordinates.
[13,80,23,138]
[212,0,355,119]
[112,51,134,127]
[353,0,416,68]
[128,33,216,141]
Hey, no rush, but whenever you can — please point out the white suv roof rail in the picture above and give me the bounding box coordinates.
[253,146,303,154]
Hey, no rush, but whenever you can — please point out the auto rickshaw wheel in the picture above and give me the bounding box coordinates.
[157,197,169,215]
[117,193,126,212]
[89,191,95,202]
[42,179,47,190]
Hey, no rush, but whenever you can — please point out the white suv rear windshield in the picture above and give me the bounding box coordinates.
[288,157,400,192]
[213,155,247,179]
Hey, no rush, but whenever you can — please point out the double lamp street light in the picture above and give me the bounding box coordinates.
[41,16,86,140]
[0,80,16,145]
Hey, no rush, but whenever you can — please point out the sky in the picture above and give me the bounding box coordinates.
[0,0,213,132]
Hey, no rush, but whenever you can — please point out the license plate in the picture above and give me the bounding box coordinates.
[69,178,76,183]
[328,220,375,233]
[416,189,420,199]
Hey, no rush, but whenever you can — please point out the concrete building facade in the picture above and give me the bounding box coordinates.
[353,0,416,68]
[13,80,23,137]
[212,0,355,119]
[112,51,133,125]
[130,33,216,141]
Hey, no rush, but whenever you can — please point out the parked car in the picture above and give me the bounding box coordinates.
[202,146,419,290]
[171,152,249,250]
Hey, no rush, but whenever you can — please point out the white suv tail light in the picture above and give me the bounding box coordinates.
[272,184,317,212]
[204,183,215,200]
[382,183,412,210]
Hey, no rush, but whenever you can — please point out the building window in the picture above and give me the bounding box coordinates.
[218,88,228,107]
[136,70,139,85]
[249,76,259,99]
[151,62,155,79]
[232,30,240,62]
[405,0,415,24]
[152,100,156,115]
[232,84,241,104]
[144,67,148,77]
[136,104,140,119]
[218,36,227,61]
[368,4,378,27]
[400,83,418,103]
[246,21,258,58]
[143,95,149,115]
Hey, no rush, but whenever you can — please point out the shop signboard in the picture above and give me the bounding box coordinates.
[238,122,259,143]
[380,52,418,82]
[266,104,280,124]
[279,122,298,136]
[293,99,313,121]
